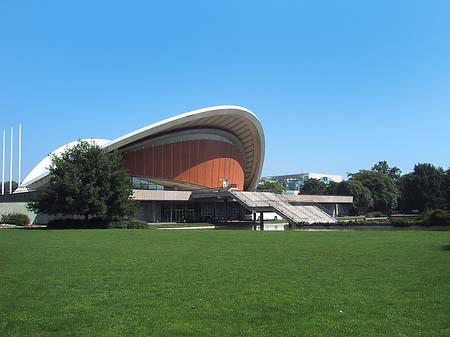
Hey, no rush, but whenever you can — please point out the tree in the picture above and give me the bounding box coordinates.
[0,181,18,194]
[399,163,446,212]
[350,170,399,213]
[335,180,373,215]
[371,161,402,183]
[28,140,137,221]
[256,180,286,194]
[324,181,339,195]
[300,178,327,195]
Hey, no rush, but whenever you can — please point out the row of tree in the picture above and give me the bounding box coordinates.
[299,161,450,215]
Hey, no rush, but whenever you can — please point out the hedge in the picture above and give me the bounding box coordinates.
[1,213,30,226]
[111,219,149,229]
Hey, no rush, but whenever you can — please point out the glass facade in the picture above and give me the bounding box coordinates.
[161,202,198,222]
[200,202,245,220]
[157,202,249,222]
[129,176,165,190]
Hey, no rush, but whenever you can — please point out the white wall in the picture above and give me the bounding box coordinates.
[0,202,37,224]
[255,212,284,221]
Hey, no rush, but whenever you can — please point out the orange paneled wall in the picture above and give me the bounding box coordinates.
[121,140,245,190]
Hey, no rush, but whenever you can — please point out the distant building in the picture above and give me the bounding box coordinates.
[262,173,343,194]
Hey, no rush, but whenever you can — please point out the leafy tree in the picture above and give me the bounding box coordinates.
[0,181,18,194]
[335,180,374,215]
[350,170,399,213]
[28,140,137,221]
[371,161,402,183]
[324,181,339,195]
[300,178,327,195]
[256,180,286,194]
[420,209,450,226]
[399,163,446,212]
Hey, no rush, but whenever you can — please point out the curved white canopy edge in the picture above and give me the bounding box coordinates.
[20,105,265,191]
[20,139,111,189]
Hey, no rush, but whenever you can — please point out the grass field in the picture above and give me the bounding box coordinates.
[1,230,449,337]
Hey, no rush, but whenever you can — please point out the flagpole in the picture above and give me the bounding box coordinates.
[18,123,22,187]
[9,127,13,194]
[1,130,5,195]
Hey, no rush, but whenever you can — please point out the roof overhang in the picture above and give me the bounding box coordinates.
[105,105,265,190]
[20,105,265,191]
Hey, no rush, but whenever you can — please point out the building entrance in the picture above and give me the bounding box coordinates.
[174,209,195,222]
[161,204,196,222]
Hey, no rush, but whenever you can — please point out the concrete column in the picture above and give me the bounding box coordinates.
[224,199,228,224]
[152,201,156,222]
[155,202,162,222]
[259,212,264,231]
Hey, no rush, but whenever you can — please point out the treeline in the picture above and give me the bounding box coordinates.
[300,161,450,215]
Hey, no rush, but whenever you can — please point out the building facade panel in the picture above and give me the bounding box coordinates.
[210,142,221,189]
[189,140,199,184]
[197,141,207,187]
[172,142,181,179]
[162,144,172,180]
[135,148,145,176]
[204,147,214,188]
[122,139,245,190]
[180,141,190,182]
[154,146,163,178]
[145,147,154,177]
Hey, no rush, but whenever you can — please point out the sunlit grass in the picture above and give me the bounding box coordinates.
[1,230,449,336]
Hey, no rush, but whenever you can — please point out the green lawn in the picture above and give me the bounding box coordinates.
[1,230,449,337]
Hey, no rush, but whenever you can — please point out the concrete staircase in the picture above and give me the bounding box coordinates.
[229,190,336,225]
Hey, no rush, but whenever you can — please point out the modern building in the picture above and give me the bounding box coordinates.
[262,173,343,194]
[2,106,352,226]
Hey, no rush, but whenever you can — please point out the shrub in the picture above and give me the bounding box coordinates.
[1,213,30,226]
[46,218,150,229]
[46,218,109,229]
[340,220,390,226]
[111,219,149,229]
[388,217,415,227]
[365,211,385,218]
[420,209,450,226]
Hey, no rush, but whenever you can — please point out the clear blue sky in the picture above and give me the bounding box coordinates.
[1,0,450,182]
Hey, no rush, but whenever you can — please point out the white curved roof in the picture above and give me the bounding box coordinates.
[21,139,111,189]
[21,105,265,191]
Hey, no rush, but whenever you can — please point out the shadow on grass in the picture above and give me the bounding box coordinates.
[440,244,450,251]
